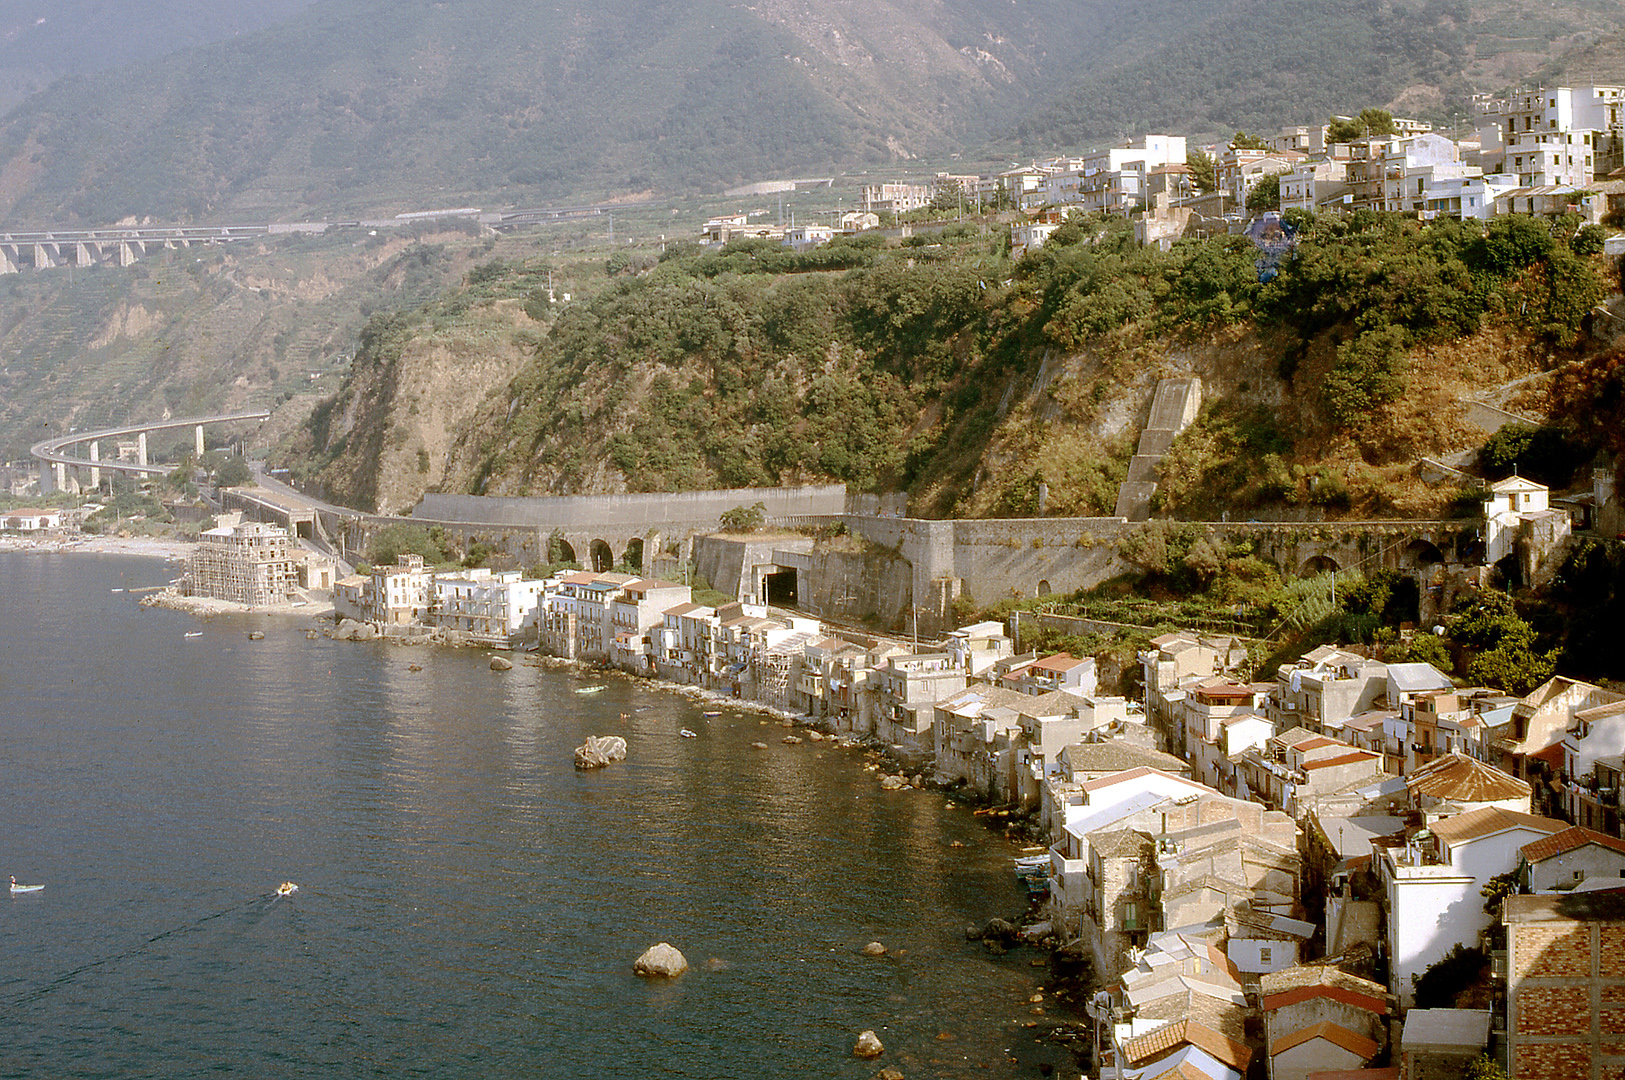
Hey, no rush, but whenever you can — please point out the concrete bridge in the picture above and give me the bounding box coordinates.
[31,410,271,493]
[0,226,272,272]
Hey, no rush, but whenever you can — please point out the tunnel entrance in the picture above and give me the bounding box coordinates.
[589,539,613,573]
[765,569,798,607]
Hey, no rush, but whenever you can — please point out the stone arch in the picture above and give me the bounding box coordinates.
[589,539,614,573]
[622,537,644,573]
[1401,538,1445,568]
[1038,579,1053,597]
[1299,554,1341,578]
[550,535,577,566]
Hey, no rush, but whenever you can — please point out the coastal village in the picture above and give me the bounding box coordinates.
[706,85,1625,254]
[9,82,1625,1080]
[0,453,1595,1080]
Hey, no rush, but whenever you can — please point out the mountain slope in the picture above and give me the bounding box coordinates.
[0,0,1120,224]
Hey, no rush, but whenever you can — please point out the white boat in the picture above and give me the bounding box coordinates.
[185,631,204,638]
[9,877,43,895]
[575,686,606,695]
[275,881,299,897]
[680,728,698,738]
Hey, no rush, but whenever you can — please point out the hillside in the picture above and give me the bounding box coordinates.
[0,221,614,463]
[279,210,1618,526]
[0,1,1621,225]
[0,0,1108,224]
[1016,0,1625,149]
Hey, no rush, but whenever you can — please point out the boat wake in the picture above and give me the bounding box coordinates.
[5,887,300,1009]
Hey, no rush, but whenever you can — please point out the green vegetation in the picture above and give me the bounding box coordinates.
[366,523,449,567]
[1326,108,1398,143]
[1412,945,1490,1011]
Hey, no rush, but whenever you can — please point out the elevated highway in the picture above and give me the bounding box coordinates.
[31,410,271,492]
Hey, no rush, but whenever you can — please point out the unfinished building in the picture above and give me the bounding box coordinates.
[184,519,299,605]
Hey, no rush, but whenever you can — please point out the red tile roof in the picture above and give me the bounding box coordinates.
[1405,753,1530,802]
[1520,825,1625,863]
[1122,1019,1253,1071]
[1431,806,1566,845]
[1270,1021,1379,1060]
[1262,984,1389,1016]
[1304,752,1381,771]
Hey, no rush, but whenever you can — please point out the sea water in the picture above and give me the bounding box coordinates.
[0,552,1072,1079]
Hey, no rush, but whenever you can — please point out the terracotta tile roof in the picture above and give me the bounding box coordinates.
[1576,699,1625,722]
[1259,963,1388,999]
[1270,1021,1379,1060]
[1145,1061,1221,1080]
[1091,828,1154,860]
[1304,752,1381,771]
[1031,652,1089,672]
[1123,1019,1253,1071]
[1520,825,1625,863]
[1063,742,1190,775]
[1261,984,1389,1016]
[1405,754,1529,802]
[1293,737,1343,751]
[1430,806,1566,845]
[1302,1069,1399,1080]
[1079,766,1206,793]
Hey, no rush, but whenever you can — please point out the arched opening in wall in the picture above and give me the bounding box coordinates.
[622,538,644,573]
[550,536,577,567]
[1299,555,1341,578]
[1037,579,1053,597]
[589,539,613,573]
[765,568,798,607]
[1402,539,1445,569]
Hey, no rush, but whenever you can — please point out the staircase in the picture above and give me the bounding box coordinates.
[1113,377,1202,521]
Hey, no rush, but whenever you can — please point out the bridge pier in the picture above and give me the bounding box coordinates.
[0,246,16,274]
[32,243,52,269]
[88,440,100,490]
[73,241,92,267]
[53,462,65,492]
[117,242,137,268]
[195,425,205,458]
[137,432,148,467]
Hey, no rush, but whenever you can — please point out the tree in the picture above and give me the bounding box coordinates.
[1326,108,1397,144]
[215,455,252,487]
[1186,149,1218,194]
[1230,131,1269,150]
[1246,173,1281,212]
[1412,944,1489,1009]
[367,523,447,567]
[719,501,767,533]
[1463,1055,1510,1080]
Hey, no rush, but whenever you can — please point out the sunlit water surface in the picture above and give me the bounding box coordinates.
[0,553,1069,1079]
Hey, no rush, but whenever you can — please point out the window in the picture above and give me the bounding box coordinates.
[1260,946,1273,964]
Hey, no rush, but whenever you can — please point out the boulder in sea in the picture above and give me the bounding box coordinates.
[633,942,688,978]
[879,1069,904,1080]
[879,775,905,791]
[574,735,629,770]
[854,1030,884,1058]
[751,742,769,749]
[247,631,265,640]
[862,941,887,957]
[490,656,513,671]
[783,735,803,745]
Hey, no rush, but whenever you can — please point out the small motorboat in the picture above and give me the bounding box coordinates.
[576,686,606,695]
[702,710,721,717]
[9,876,43,895]
[680,728,698,738]
[185,631,204,638]
[275,881,299,897]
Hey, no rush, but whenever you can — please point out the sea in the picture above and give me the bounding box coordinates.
[0,552,1075,1079]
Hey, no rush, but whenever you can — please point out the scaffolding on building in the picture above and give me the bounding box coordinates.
[183,521,298,605]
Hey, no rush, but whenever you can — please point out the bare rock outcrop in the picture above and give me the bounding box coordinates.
[574,735,628,770]
[633,942,688,978]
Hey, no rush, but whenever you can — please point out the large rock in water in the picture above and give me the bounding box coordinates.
[489,656,513,671]
[633,942,688,978]
[854,1030,884,1058]
[574,735,628,769]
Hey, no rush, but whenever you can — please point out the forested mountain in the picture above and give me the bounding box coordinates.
[0,0,1621,224]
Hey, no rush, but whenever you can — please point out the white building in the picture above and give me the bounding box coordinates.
[432,568,546,644]
[1376,806,1568,1005]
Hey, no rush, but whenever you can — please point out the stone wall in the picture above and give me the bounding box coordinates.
[413,483,847,529]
